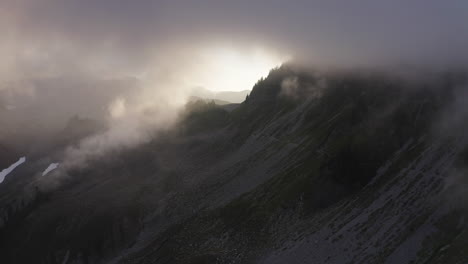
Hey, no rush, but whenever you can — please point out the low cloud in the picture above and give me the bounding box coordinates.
[1,0,468,176]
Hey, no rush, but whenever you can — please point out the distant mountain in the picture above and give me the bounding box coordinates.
[190,87,250,103]
[2,66,468,264]
[188,96,232,105]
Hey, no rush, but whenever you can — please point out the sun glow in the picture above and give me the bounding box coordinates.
[192,47,286,92]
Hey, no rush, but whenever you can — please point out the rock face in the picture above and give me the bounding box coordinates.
[1,66,468,264]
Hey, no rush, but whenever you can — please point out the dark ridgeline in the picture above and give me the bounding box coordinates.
[1,65,468,263]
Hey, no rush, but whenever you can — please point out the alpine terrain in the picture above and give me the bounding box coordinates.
[1,65,468,264]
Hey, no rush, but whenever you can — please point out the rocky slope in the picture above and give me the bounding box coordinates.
[1,66,468,264]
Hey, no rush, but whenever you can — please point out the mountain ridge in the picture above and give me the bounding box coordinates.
[1,66,468,263]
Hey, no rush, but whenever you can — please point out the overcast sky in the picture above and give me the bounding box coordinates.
[2,0,468,76]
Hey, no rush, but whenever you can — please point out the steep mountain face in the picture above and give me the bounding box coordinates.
[1,66,468,264]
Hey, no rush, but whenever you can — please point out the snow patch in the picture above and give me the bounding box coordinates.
[42,163,60,176]
[0,157,26,184]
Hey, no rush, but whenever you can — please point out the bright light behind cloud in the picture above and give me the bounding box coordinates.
[191,47,286,92]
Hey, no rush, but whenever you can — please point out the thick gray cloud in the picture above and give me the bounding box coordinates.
[1,0,467,153]
[2,0,467,68]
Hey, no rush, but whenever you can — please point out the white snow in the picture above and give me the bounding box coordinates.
[0,156,26,184]
[42,163,60,176]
